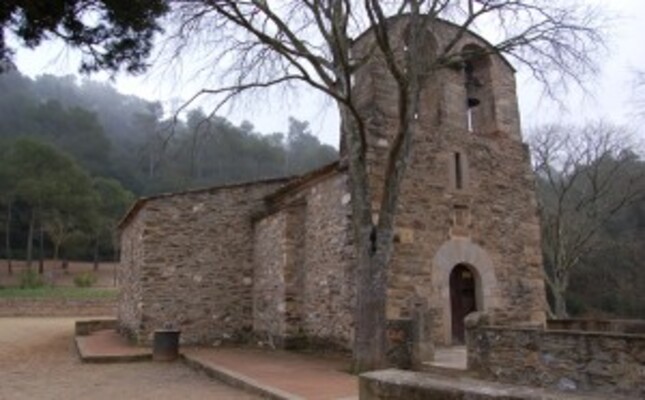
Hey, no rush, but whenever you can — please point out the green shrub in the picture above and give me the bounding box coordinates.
[73,272,97,288]
[19,269,44,289]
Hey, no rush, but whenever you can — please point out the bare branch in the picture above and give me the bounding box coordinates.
[530,122,644,317]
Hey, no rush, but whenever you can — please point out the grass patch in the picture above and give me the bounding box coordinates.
[0,286,117,300]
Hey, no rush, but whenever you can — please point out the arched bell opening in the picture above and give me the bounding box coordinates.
[462,44,495,134]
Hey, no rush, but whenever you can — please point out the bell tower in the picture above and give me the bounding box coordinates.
[345,16,546,345]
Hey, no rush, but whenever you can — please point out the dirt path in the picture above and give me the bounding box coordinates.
[0,318,259,400]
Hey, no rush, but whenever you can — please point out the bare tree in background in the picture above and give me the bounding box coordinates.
[530,122,644,318]
[160,0,608,371]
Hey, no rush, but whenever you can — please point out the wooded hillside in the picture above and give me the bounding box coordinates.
[0,71,337,267]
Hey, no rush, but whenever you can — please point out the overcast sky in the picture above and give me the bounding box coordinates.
[12,0,645,147]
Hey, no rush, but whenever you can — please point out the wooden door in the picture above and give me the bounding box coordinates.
[450,264,477,344]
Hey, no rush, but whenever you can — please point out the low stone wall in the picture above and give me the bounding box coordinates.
[0,298,116,317]
[359,369,614,400]
[547,319,645,335]
[467,320,645,398]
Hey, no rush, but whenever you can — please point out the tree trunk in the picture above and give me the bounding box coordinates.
[339,105,388,372]
[38,223,44,275]
[53,242,60,262]
[112,262,117,287]
[354,242,388,371]
[553,288,568,318]
[26,210,35,270]
[5,201,12,275]
[93,238,100,271]
[55,243,66,270]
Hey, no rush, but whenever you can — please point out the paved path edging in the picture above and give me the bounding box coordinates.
[182,354,305,400]
[74,329,152,364]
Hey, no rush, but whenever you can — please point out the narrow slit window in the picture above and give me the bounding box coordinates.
[455,152,463,190]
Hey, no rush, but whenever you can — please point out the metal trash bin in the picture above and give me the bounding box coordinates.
[153,329,181,361]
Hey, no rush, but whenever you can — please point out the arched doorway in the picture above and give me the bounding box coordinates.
[449,264,478,343]
[432,239,499,345]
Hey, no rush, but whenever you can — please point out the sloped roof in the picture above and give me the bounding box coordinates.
[117,161,345,230]
[117,175,294,230]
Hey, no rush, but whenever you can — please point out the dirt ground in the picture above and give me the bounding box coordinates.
[1,260,117,288]
[0,318,259,400]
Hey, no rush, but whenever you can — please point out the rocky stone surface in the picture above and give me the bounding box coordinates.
[253,211,289,346]
[254,171,355,349]
[118,180,287,345]
[359,369,622,400]
[467,321,645,398]
[118,208,146,339]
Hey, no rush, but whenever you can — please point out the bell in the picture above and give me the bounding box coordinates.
[465,73,482,109]
[467,97,480,108]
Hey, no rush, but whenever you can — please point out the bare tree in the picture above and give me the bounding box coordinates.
[157,0,607,371]
[530,122,644,318]
[0,0,608,371]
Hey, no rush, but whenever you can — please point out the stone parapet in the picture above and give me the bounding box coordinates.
[547,319,645,335]
[359,369,620,400]
[467,318,645,398]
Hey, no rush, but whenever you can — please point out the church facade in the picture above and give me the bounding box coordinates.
[117,17,546,351]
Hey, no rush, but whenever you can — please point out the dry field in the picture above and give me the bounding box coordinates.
[0,259,117,288]
[0,318,259,400]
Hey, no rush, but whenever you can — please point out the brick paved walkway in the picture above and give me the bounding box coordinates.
[76,328,358,400]
[183,347,358,400]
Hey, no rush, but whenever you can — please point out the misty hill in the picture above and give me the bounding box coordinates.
[0,70,338,195]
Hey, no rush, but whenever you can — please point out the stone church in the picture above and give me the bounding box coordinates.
[117,17,547,352]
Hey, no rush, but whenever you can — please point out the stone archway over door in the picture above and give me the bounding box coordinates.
[432,239,499,345]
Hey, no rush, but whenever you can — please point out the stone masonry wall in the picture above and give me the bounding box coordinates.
[118,180,286,345]
[547,319,645,335]
[284,204,307,340]
[253,211,288,346]
[359,369,615,400]
[378,127,546,346]
[467,322,645,398]
[300,173,354,349]
[254,170,355,350]
[118,209,146,339]
[253,203,307,348]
